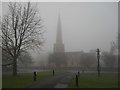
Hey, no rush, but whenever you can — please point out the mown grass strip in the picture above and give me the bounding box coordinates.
[69,73,118,88]
[2,71,66,88]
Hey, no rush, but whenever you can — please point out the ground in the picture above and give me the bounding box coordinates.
[70,73,118,88]
[2,71,66,88]
[2,71,118,88]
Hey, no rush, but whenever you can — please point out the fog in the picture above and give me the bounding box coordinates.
[2,2,118,64]
[32,2,118,63]
[37,2,118,52]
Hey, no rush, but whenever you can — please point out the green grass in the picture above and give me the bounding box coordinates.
[70,73,118,88]
[0,74,2,89]
[2,71,66,88]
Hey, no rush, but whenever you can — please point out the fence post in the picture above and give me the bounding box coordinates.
[34,72,37,81]
[53,69,55,76]
[78,71,80,77]
[76,74,78,87]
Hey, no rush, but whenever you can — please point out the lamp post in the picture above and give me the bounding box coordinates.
[97,48,100,77]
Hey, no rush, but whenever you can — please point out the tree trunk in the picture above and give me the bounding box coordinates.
[13,57,17,76]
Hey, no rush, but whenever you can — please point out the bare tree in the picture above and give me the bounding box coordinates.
[102,41,117,68]
[1,2,44,76]
[110,41,117,54]
[18,50,34,67]
[102,51,116,68]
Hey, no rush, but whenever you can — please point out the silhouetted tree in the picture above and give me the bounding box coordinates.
[102,52,116,68]
[2,49,33,67]
[102,42,117,68]
[110,41,117,54]
[2,49,13,66]
[1,2,44,76]
[18,51,34,67]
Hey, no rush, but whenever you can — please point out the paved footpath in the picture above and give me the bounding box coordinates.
[26,72,75,88]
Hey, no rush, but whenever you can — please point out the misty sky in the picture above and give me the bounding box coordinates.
[38,2,118,53]
[2,2,118,54]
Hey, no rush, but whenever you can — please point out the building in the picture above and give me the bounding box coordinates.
[48,13,82,67]
[54,14,65,53]
[48,13,97,68]
[48,14,67,67]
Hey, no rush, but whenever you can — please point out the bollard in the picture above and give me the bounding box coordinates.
[76,74,78,87]
[34,72,37,81]
[53,69,55,76]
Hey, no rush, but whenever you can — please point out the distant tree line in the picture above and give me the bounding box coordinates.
[2,50,34,67]
[101,41,118,68]
[48,41,117,69]
[79,51,96,68]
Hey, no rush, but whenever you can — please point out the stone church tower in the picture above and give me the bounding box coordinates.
[48,13,83,67]
[54,14,65,53]
[48,13,67,67]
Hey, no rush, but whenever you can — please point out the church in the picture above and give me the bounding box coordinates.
[48,14,83,67]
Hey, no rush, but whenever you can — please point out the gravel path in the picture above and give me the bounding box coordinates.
[26,72,74,88]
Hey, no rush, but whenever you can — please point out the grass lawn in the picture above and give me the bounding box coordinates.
[2,71,66,88]
[0,74,2,89]
[69,73,118,88]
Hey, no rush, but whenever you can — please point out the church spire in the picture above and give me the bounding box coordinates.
[54,12,65,53]
[56,12,62,44]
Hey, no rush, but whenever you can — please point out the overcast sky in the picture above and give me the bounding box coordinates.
[38,2,118,53]
[2,2,118,54]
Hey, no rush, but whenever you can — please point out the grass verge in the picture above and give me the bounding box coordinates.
[69,73,118,88]
[2,71,66,88]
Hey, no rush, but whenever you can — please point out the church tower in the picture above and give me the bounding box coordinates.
[54,14,65,53]
[48,13,67,67]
